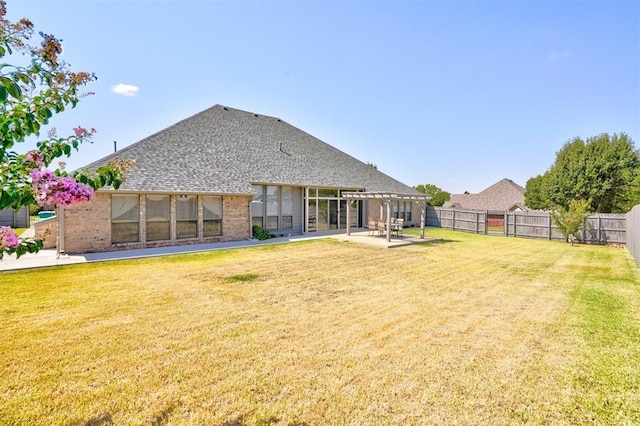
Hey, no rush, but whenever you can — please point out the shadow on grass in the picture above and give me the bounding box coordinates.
[420,238,460,245]
[222,414,309,426]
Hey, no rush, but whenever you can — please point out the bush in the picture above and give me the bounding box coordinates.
[252,225,274,241]
[551,199,591,245]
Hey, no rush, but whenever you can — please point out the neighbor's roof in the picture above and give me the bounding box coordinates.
[442,178,527,211]
[84,105,417,195]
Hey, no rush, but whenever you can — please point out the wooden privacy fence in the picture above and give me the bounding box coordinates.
[426,208,487,234]
[427,207,627,245]
[0,206,30,228]
[505,211,626,244]
[627,205,640,265]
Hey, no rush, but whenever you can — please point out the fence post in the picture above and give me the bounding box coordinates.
[476,211,479,234]
[485,211,488,235]
[513,212,517,238]
[452,209,456,231]
[504,211,508,236]
[597,215,601,243]
[548,213,552,240]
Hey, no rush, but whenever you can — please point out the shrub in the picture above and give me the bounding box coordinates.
[252,225,273,241]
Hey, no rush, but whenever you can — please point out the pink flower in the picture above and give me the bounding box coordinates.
[31,169,95,207]
[24,150,45,169]
[0,226,19,250]
[73,126,96,138]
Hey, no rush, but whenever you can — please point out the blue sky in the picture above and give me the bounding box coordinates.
[7,0,639,194]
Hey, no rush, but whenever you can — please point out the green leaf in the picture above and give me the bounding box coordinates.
[0,77,22,99]
[14,72,30,85]
[0,85,6,102]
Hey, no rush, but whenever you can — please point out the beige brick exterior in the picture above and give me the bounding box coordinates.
[34,217,58,249]
[62,194,111,253]
[38,192,252,254]
[223,195,252,240]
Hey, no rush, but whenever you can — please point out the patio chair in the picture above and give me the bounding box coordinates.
[368,220,377,236]
[394,219,404,237]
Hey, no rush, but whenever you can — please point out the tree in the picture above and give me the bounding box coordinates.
[415,183,451,206]
[0,1,129,259]
[524,173,552,210]
[551,199,591,245]
[525,133,640,213]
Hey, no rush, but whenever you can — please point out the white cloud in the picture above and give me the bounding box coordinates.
[546,51,573,62]
[111,83,140,97]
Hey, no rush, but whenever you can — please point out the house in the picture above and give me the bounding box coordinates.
[442,178,527,227]
[36,105,426,253]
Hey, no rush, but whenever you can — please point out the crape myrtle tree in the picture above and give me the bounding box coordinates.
[0,1,130,259]
[525,133,640,213]
[415,183,450,206]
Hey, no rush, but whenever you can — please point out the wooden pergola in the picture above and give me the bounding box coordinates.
[342,191,432,242]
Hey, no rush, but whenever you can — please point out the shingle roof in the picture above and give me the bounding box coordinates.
[84,105,417,195]
[442,178,527,211]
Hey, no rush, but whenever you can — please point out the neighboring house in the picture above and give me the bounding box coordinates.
[442,178,528,227]
[36,105,423,253]
[0,206,30,228]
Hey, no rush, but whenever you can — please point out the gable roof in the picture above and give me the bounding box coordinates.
[442,178,527,211]
[84,105,417,195]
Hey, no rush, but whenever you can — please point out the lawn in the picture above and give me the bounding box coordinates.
[1,228,639,425]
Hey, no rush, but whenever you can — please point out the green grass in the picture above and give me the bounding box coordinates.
[1,228,639,425]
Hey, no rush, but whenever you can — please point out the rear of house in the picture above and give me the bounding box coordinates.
[37,105,423,253]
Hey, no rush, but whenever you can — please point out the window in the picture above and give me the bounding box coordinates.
[405,201,412,222]
[251,185,264,228]
[146,195,170,241]
[318,188,338,197]
[281,186,293,229]
[266,186,279,230]
[203,196,222,236]
[177,195,197,239]
[111,195,139,243]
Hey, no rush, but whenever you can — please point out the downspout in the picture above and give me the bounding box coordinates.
[56,205,65,258]
[249,198,253,239]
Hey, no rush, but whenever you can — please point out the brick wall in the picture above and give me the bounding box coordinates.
[59,192,252,254]
[63,194,111,253]
[34,216,58,249]
[223,195,251,240]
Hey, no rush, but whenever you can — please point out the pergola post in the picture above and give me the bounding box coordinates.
[386,199,392,242]
[346,200,351,236]
[420,202,426,239]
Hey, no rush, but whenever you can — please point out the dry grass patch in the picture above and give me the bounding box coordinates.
[1,229,639,425]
